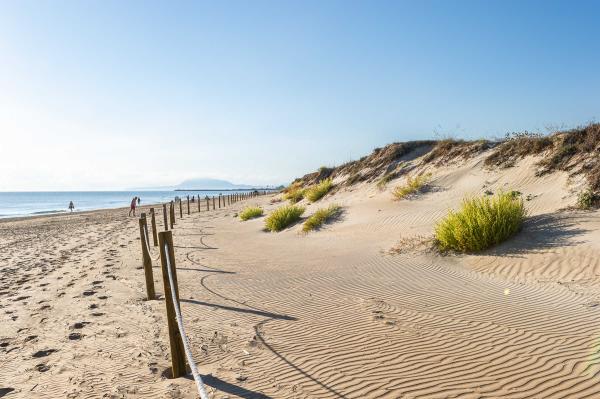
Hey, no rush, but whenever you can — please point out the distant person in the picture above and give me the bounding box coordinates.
[129,196,137,217]
[137,197,141,205]
[68,201,75,212]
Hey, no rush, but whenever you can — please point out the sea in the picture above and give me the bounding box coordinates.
[0,190,259,219]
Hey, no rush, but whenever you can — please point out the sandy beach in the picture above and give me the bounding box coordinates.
[2,144,600,399]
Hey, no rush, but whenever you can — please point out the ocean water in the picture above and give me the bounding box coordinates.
[0,190,257,219]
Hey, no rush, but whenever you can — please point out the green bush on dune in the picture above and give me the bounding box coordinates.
[305,178,333,202]
[392,173,431,200]
[283,186,305,203]
[239,206,264,221]
[265,205,305,232]
[302,204,342,232]
[435,191,526,253]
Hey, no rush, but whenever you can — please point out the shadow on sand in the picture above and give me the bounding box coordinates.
[481,211,590,258]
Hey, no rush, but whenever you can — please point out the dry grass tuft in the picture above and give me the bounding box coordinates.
[265,205,305,232]
[239,206,264,221]
[304,178,333,202]
[302,204,342,232]
[435,191,526,253]
[392,173,432,200]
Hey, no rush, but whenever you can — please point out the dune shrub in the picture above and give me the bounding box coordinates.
[376,172,396,191]
[265,205,305,232]
[435,192,526,253]
[304,178,333,202]
[302,204,342,232]
[239,206,264,221]
[392,173,432,200]
[577,189,600,210]
[283,187,305,203]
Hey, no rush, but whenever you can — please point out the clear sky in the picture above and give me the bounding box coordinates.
[0,0,598,190]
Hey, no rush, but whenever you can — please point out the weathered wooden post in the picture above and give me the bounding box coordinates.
[163,203,168,231]
[212,196,215,210]
[139,216,156,300]
[206,196,209,211]
[218,195,221,208]
[179,199,183,218]
[187,196,190,215]
[170,201,175,229]
[158,231,186,378]
[150,208,158,246]
[197,195,201,212]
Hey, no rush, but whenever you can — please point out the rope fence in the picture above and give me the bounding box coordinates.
[135,190,273,395]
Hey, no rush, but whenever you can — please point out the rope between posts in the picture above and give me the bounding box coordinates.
[163,241,210,399]
[143,226,151,254]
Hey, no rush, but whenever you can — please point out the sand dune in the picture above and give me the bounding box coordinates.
[2,146,600,398]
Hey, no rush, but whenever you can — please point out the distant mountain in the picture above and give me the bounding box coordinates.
[132,178,264,191]
[175,178,255,190]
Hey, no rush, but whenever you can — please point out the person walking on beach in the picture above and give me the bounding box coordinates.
[137,197,141,205]
[68,201,75,212]
[129,196,137,217]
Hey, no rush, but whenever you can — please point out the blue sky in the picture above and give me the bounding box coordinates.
[0,0,598,190]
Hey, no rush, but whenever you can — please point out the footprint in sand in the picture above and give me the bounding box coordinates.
[0,388,15,397]
[71,322,90,329]
[32,349,57,358]
[82,290,96,297]
[68,333,83,340]
[34,363,50,372]
[98,295,108,300]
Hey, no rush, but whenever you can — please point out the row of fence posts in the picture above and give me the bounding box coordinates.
[137,190,269,378]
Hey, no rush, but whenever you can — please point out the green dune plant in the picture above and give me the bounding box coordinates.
[392,173,432,200]
[265,205,305,232]
[435,191,526,253]
[376,172,396,191]
[283,185,305,203]
[577,189,600,209]
[304,178,333,202]
[302,204,342,232]
[239,206,264,221]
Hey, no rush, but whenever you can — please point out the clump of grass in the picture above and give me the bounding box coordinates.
[265,205,305,232]
[283,186,305,203]
[577,189,600,210]
[304,178,333,202]
[434,191,526,253]
[376,172,396,190]
[392,173,432,200]
[239,206,264,221]
[302,204,342,232]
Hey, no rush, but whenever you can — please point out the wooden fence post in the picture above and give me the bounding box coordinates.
[218,195,221,208]
[150,208,158,246]
[158,231,187,378]
[163,203,168,231]
[179,199,183,218]
[197,195,201,212]
[139,216,156,300]
[187,196,190,215]
[206,196,209,211]
[170,201,175,229]
[212,196,215,210]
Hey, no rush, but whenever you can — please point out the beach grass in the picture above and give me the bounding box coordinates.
[376,172,396,190]
[392,173,431,200]
[577,189,600,209]
[239,206,264,221]
[265,204,305,232]
[284,186,305,204]
[305,178,333,202]
[435,191,526,252]
[302,204,342,232]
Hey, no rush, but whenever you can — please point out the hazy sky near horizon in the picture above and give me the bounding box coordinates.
[1,1,599,190]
